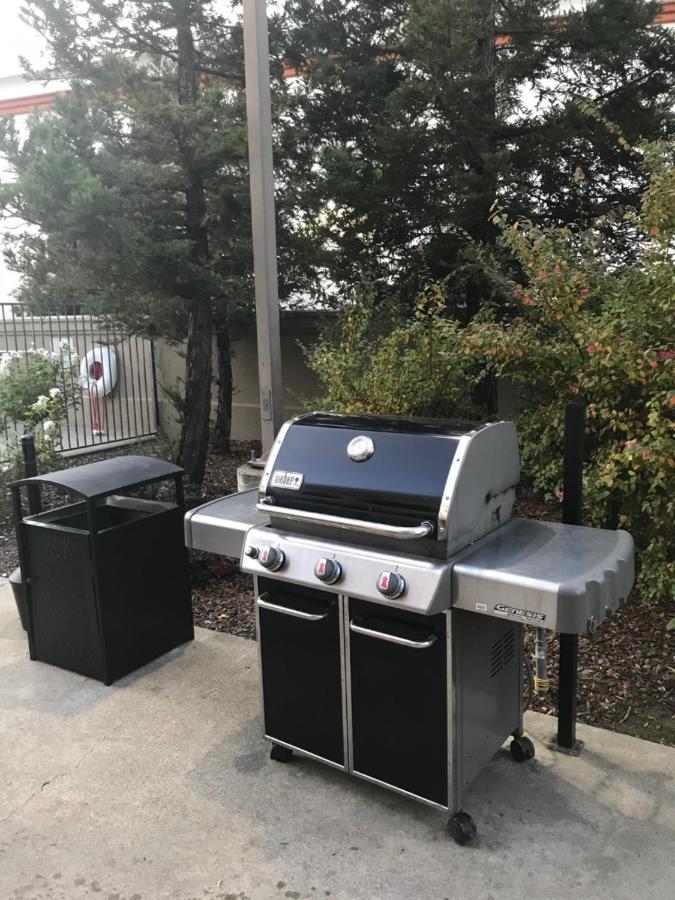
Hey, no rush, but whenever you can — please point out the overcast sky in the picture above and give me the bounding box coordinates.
[0,0,47,79]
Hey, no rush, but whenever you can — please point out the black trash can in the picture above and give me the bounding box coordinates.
[11,455,194,685]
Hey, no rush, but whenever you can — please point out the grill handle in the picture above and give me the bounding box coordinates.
[257,500,434,541]
[256,593,329,622]
[349,618,437,650]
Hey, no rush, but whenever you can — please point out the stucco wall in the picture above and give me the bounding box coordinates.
[154,308,529,443]
[154,310,332,442]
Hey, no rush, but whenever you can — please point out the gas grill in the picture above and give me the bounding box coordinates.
[185,412,634,844]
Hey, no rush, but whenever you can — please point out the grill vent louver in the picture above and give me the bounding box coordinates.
[490,627,515,677]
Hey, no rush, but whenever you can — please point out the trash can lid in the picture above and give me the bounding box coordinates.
[12,455,184,500]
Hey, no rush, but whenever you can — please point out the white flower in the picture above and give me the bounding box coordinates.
[49,387,61,398]
[33,395,49,411]
[43,419,57,433]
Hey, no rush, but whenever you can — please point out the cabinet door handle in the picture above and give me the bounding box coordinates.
[257,593,329,621]
[349,618,436,649]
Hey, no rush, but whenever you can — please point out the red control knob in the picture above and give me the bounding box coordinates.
[377,571,406,599]
[259,546,285,572]
[314,558,342,585]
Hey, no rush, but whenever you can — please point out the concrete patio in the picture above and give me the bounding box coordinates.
[1,584,674,900]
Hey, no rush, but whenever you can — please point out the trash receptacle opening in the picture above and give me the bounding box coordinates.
[25,495,174,534]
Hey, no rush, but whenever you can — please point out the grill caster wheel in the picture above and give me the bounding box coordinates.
[270,743,294,763]
[447,811,477,846]
[510,735,535,762]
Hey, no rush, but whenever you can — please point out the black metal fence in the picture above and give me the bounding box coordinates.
[0,303,159,458]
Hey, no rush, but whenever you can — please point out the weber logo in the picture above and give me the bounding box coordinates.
[494,603,546,623]
[270,470,304,490]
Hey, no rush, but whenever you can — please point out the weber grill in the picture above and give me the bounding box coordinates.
[185,412,634,844]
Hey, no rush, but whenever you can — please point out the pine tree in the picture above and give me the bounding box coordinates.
[0,1,257,481]
[282,0,675,318]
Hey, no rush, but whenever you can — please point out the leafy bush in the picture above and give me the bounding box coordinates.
[307,145,674,602]
[0,342,81,487]
[0,343,80,432]
[0,350,58,428]
[469,145,674,603]
[305,283,481,419]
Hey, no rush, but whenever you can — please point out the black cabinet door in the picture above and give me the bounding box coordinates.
[257,580,344,766]
[349,599,447,805]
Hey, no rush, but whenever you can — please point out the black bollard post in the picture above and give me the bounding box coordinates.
[21,434,42,515]
[552,403,585,755]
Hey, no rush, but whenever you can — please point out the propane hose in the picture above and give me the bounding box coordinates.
[534,627,550,695]
[522,652,534,712]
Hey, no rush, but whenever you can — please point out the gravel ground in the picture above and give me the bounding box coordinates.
[2,445,672,747]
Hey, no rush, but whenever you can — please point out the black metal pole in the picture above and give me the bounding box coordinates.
[555,403,585,754]
[149,339,161,433]
[21,434,42,515]
[562,404,584,527]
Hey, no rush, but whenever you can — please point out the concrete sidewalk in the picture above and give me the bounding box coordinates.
[1,585,674,900]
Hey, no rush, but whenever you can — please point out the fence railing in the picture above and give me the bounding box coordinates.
[0,303,159,458]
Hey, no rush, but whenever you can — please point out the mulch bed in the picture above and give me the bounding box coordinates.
[1,445,672,746]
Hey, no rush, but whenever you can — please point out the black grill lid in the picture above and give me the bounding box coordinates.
[262,413,482,528]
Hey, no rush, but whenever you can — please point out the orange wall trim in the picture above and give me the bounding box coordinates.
[655,1,675,24]
[0,4,672,117]
[0,92,62,117]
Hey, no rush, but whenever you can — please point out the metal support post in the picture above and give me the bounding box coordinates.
[21,434,41,515]
[243,0,284,455]
[551,403,585,755]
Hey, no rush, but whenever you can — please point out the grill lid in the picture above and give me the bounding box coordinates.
[261,414,475,531]
[260,412,520,556]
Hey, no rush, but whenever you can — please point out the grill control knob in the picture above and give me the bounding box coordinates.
[314,558,342,585]
[245,545,258,559]
[377,571,406,599]
[259,546,285,571]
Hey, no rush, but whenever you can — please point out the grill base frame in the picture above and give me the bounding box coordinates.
[254,577,523,817]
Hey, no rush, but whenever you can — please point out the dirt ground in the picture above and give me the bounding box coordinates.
[2,442,673,747]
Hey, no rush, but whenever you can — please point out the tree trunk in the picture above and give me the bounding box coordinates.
[178,298,212,482]
[213,323,233,453]
[174,0,212,483]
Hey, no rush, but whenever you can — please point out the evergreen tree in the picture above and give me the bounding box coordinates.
[282,0,675,320]
[0,0,312,480]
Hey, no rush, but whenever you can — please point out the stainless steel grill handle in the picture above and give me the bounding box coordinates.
[257,593,329,622]
[257,501,434,541]
[349,619,437,650]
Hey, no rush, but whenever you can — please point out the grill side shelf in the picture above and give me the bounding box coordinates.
[450,518,635,634]
[184,489,268,558]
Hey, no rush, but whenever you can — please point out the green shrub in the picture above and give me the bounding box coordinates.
[305,282,481,419]
[307,144,674,603]
[468,145,674,603]
[0,343,82,492]
[0,343,80,433]
[0,351,59,428]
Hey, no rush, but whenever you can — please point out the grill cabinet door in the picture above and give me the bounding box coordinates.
[257,579,344,766]
[349,599,447,805]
